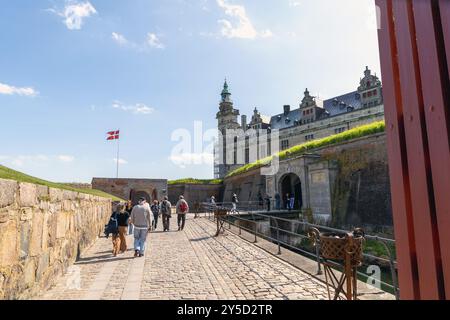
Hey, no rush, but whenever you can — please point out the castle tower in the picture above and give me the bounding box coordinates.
[217,80,241,132]
[215,80,242,178]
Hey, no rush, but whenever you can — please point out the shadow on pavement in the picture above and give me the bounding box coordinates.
[75,255,135,265]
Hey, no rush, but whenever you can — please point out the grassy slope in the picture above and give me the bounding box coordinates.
[226,121,386,178]
[168,178,223,185]
[0,165,123,201]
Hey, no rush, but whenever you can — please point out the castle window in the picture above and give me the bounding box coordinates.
[281,140,290,150]
[305,134,314,141]
[372,89,377,96]
[363,92,367,98]
[335,127,346,134]
[368,91,373,97]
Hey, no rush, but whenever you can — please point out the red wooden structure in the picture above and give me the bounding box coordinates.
[376,0,450,299]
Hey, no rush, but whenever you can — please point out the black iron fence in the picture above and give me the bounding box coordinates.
[199,201,399,299]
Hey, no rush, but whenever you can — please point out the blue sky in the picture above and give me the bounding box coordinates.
[0,0,381,182]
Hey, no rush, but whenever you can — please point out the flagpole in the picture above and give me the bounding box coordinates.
[116,129,120,179]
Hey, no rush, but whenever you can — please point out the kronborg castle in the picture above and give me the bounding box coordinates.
[209,66,390,228]
[214,66,385,179]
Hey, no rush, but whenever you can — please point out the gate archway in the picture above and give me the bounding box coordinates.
[130,190,151,206]
[279,173,303,210]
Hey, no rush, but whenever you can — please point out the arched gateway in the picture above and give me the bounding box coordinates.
[130,190,151,205]
[279,173,303,210]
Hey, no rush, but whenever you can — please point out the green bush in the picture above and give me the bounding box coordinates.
[0,165,123,201]
[226,121,385,178]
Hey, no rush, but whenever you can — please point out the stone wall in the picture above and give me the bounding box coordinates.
[168,184,223,208]
[318,133,392,230]
[92,178,168,205]
[0,179,112,300]
[222,169,266,204]
[222,133,393,231]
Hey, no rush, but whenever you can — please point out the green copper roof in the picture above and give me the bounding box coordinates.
[221,79,230,95]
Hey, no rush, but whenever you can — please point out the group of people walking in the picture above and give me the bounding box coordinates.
[105,195,190,258]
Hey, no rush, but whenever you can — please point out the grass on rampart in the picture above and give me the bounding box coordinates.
[0,165,123,201]
[168,178,223,185]
[226,121,386,178]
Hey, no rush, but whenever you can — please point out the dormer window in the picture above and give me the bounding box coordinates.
[277,115,282,121]
[333,99,339,106]
[285,118,291,124]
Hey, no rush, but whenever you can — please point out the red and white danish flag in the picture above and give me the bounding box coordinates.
[107,130,120,141]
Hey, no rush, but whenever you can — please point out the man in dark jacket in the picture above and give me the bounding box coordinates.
[160,196,172,232]
[150,200,160,231]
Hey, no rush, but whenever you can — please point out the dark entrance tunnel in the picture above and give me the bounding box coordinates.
[280,173,303,210]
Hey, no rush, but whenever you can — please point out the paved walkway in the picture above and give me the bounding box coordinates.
[39,216,329,300]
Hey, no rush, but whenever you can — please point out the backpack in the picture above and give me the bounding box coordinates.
[161,201,170,215]
[104,212,119,237]
[179,201,188,213]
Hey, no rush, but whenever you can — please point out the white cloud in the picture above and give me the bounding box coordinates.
[147,33,165,49]
[113,158,128,165]
[0,82,38,97]
[216,0,272,39]
[58,155,75,163]
[111,32,165,51]
[1,155,77,167]
[112,101,155,115]
[49,1,97,30]
[111,32,128,46]
[4,155,49,168]
[169,153,214,169]
[288,0,302,7]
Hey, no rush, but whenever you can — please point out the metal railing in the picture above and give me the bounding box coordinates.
[199,202,399,299]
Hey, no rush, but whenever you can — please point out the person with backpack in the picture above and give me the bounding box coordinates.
[106,204,122,257]
[160,196,172,232]
[176,195,189,231]
[150,200,160,231]
[130,197,152,257]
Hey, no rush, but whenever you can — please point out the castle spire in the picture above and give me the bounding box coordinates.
[221,79,231,102]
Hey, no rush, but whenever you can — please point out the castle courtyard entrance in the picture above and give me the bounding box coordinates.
[130,190,151,205]
[280,173,303,210]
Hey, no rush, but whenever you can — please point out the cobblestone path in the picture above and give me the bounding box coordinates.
[39,216,329,300]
